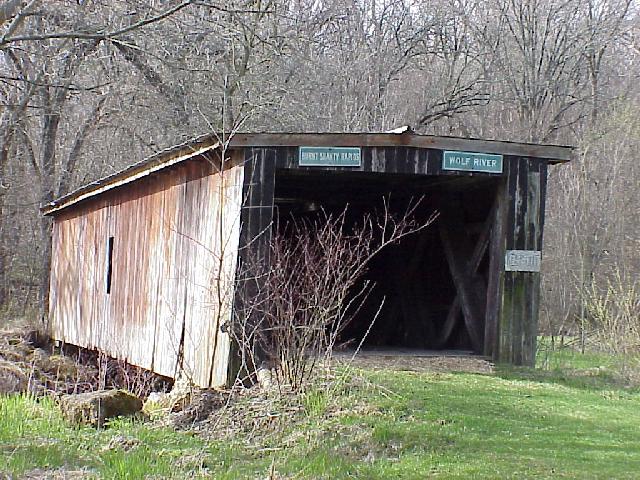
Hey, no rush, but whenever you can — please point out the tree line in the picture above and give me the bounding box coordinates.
[0,0,638,338]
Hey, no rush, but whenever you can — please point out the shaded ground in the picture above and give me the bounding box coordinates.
[0,327,171,397]
[334,349,494,374]
[0,327,96,395]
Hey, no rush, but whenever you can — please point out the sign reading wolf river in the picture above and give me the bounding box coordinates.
[443,150,503,173]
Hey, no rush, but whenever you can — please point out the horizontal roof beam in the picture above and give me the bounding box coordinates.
[230,133,574,163]
[42,132,574,216]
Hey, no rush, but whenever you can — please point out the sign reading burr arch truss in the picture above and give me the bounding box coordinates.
[443,150,503,173]
[299,146,361,167]
[505,250,542,272]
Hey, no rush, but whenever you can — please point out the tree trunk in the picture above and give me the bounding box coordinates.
[39,216,52,328]
[0,226,6,312]
[38,95,60,327]
[0,122,11,312]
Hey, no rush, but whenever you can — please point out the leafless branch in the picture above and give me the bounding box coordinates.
[1,1,193,47]
[231,199,435,391]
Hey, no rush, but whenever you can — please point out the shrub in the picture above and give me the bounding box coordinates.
[232,199,433,391]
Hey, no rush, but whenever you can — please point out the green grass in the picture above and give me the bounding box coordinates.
[1,347,639,479]
[537,336,618,370]
[0,394,219,479]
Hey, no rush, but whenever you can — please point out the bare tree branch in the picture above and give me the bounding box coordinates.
[0,0,192,47]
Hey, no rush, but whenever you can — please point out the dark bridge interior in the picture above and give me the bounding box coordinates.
[273,169,500,354]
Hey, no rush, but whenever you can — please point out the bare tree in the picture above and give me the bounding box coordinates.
[0,0,638,365]
[417,0,490,133]
[231,200,433,391]
[0,1,214,319]
[543,104,640,344]
[582,0,633,125]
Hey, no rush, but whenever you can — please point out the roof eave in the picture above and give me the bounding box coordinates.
[41,140,220,216]
[227,132,574,163]
[42,132,574,216]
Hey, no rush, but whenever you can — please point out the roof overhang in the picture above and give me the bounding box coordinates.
[42,137,220,215]
[42,132,574,216]
[228,132,574,162]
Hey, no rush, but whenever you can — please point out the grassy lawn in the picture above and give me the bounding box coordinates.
[1,348,639,479]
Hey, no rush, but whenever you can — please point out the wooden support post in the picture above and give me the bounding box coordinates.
[438,196,487,353]
[227,147,276,385]
[484,180,507,358]
[436,206,493,348]
[496,158,548,366]
[438,296,461,349]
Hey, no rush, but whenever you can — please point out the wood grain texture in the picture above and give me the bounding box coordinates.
[49,156,244,387]
[438,200,486,353]
[484,180,508,358]
[438,204,493,349]
[497,157,547,366]
[43,133,572,217]
[230,133,573,162]
[48,142,557,384]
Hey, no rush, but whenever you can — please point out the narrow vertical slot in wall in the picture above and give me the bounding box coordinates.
[106,236,114,294]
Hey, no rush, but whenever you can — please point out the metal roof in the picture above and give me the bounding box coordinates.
[42,131,574,216]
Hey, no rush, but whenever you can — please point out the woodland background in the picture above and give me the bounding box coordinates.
[0,0,638,340]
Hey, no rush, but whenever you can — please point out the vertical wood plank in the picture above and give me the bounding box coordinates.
[484,179,508,358]
[229,147,277,384]
[498,157,546,366]
[48,155,244,387]
[438,196,486,353]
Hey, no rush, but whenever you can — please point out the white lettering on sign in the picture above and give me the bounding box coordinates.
[302,151,359,163]
[442,151,503,173]
[505,250,541,272]
[299,147,361,167]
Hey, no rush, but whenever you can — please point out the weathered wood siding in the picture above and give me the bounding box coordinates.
[496,157,548,366]
[236,146,550,368]
[273,146,450,175]
[49,140,557,384]
[49,157,244,387]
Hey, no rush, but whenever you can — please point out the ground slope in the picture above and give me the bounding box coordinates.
[1,351,638,479]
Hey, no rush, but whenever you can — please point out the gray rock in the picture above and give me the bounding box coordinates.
[59,389,142,427]
[0,360,28,394]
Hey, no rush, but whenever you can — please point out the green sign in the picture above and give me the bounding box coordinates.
[443,150,503,173]
[299,147,361,167]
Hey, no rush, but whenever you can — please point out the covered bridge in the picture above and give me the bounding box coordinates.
[42,132,573,387]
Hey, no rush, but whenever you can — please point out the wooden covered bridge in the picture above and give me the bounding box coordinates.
[42,132,573,387]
